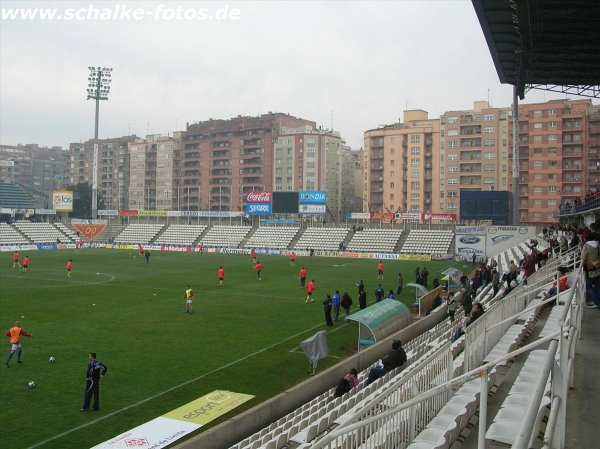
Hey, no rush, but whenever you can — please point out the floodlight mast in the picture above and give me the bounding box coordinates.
[86,66,112,219]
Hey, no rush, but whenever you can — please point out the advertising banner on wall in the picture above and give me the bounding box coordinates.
[299,191,326,204]
[246,203,272,215]
[348,212,371,220]
[485,226,536,257]
[246,191,272,203]
[395,213,421,221]
[299,204,326,214]
[52,190,73,212]
[422,213,457,221]
[455,234,486,261]
[98,210,118,216]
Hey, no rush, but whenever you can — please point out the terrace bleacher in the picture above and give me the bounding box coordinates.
[400,229,453,255]
[346,228,403,253]
[0,223,30,245]
[14,221,73,243]
[114,223,164,244]
[154,224,206,246]
[244,226,300,249]
[200,225,252,248]
[0,181,35,209]
[293,227,350,251]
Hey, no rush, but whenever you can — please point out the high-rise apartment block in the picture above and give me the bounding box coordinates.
[508,99,593,223]
[363,110,440,215]
[0,144,67,193]
[440,102,511,215]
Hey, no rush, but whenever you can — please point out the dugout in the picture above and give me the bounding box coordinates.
[345,299,412,352]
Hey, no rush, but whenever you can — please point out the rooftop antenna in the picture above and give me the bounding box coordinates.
[330,110,334,131]
[487,88,490,106]
[146,121,150,137]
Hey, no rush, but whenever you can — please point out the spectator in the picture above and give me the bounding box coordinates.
[334,368,360,398]
[386,290,395,300]
[432,276,440,289]
[397,272,404,295]
[323,294,334,326]
[366,340,407,385]
[332,290,341,320]
[358,289,367,309]
[375,284,385,302]
[341,292,353,318]
[581,230,600,308]
[451,302,485,342]
[421,267,429,288]
[446,292,457,322]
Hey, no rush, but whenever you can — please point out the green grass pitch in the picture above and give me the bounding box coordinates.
[0,249,462,448]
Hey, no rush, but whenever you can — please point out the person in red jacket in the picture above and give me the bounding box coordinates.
[5,321,32,367]
[254,261,263,281]
[290,251,296,266]
[299,267,307,288]
[66,259,73,278]
[12,251,21,269]
[305,279,316,303]
[251,249,257,264]
[217,266,225,287]
[377,260,384,279]
[22,255,30,273]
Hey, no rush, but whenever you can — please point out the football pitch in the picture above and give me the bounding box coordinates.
[0,249,462,449]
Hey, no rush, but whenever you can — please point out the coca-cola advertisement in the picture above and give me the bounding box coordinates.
[246,191,272,203]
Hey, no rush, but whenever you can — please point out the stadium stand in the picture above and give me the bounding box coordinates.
[198,244,582,449]
[346,228,403,253]
[293,227,350,251]
[55,222,80,241]
[13,221,73,243]
[0,223,30,245]
[114,223,165,244]
[400,229,453,255]
[0,181,35,209]
[200,225,252,248]
[243,226,300,249]
[153,224,207,246]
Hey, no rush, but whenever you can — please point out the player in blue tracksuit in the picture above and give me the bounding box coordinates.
[81,352,107,411]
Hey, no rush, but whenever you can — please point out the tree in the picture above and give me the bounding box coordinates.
[65,182,106,219]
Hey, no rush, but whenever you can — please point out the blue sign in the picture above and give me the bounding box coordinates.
[246,203,272,215]
[299,191,326,204]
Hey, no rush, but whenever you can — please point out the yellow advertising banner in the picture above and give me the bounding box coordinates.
[138,210,168,217]
[399,254,432,262]
[163,390,254,426]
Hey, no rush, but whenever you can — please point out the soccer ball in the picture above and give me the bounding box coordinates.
[49,356,55,363]
[28,381,36,389]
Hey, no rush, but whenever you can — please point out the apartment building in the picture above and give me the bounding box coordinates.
[439,101,511,217]
[508,99,593,224]
[363,110,440,215]
[588,104,600,190]
[69,136,137,210]
[0,144,67,193]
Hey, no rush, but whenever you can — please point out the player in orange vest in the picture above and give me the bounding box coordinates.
[5,321,32,367]
[377,260,384,279]
[299,267,307,288]
[22,255,30,273]
[254,261,263,281]
[67,259,73,277]
[305,279,316,303]
[290,251,296,266]
[12,251,21,269]
[251,249,257,264]
[218,266,225,287]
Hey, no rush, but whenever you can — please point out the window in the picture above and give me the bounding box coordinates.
[548,121,557,128]
[448,178,458,185]
[447,129,458,136]
[548,109,556,115]
[533,187,542,193]
[390,194,395,200]
[447,153,458,161]
[448,203,457,210]
[440,130,445,137]
[548,199,557,206]
[534,135,543,143]
[484,127,495,134]
[410,193,420,200]
[484,114,495,121]
[484,177,494,184]
[411,182,420,189]
[390,137,395,143]
[484,164,494,172]
[548,135,558,141]
[448,167,458,173]
[411,147,420,154]
[411,171,420,178]
[390,171,395,178]
[534,123,543,129]
[548,186,558,192]
[533,160,543,167]
[390,159,395,166]
[548,160,558,167]
[390,182,395,188]
[411,158,420,165]
[410,205,420,212]
[447,191,458,197]
[548,147,557,154]
[484,139,495,147]
[533,147,542,154]
[411,135,421,143]
[484,152,495,159]
[448,141,458,148]
[548,173,558,180]
[533,110,542,117]
[447,117,458,124]
[534,174,543,180]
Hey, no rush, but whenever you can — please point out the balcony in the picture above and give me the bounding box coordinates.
[211,141,231,149]
[241,157,263,165]
[371,151,384,160]
[562,164,582,171]
[562,150,583,157]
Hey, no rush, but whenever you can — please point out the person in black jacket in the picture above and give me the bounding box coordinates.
[81,352,108,411]
[366,340,407,384]
[323,294,334,327]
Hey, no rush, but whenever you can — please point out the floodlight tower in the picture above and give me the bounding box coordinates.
[86,66,112,219]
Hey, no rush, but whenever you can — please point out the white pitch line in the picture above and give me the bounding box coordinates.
[0,273,116,289]
[27,321,326,449]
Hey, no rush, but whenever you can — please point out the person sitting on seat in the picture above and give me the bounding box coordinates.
[366,340,407,385]
[543,266,570,305]
[333,368,360,398]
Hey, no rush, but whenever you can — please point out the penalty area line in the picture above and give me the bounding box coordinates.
[27,321,325,449]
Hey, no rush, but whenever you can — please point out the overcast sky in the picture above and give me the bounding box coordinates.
[0,0,585,150]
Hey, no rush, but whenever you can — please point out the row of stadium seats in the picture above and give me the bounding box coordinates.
[13,222,73,243]
[345,228,403,253]
[293,228,350,251]
[0,223,30,245]
[154,224,207,246]
[400,229,454,255]
[114,223,165,244]
[200,226,252,248]
[244,227,300,249]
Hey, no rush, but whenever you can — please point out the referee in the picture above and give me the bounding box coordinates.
[81,352,108,411]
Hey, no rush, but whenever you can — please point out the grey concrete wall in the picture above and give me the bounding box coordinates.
[173,306,447,449]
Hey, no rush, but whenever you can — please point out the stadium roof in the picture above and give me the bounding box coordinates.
[472,0,600,99]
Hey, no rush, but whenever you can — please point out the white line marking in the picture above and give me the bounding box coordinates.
[27,322,326,449]
[0,273,115,289]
